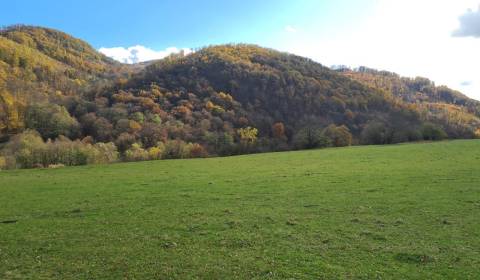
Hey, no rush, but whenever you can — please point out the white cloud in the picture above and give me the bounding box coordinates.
[277,0,480,101]
[99,45,192,64]
[453,6,480,37]
[284,25,297,33]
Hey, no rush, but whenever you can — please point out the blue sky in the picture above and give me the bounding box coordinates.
[1,0,373,49]
[2,0,480,100]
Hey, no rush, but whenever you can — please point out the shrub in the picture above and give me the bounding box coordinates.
[1,130,118,169]
[475,128,480,139]
[0,156,6,170]
[2,129,46,168]
[205,132,235,156]
[139,123,166,148]
[237,127,258,145]
[391,129,423,144]
[293,127,329,149]
[163,140,191,159]
[93,142,119,164]
[189,143,208,158]
[361,121,391,145]
[124,143,149,162]
[115,132,136,153]
[147,145,164,160]
[322,125,352,147]
[422,123,447,141]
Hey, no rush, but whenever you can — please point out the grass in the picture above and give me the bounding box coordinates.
[1,140,480,279]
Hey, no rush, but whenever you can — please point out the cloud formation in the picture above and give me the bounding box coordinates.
[452,6,480,37]
[284,25,297,33]
[99,45,192,64]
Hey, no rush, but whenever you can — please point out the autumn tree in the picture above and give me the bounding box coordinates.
[115,132,136,153]
[361,121,390,145]
[421,123,447,141]
[25,103,79,140]
[238,126,258,144]
[322,125,352,147]
[272,122,286,139]
[92,117,114,142]
[139,123,166,148]
[293,127,329,149]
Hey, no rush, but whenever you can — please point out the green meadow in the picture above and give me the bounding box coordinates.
[1,140,479,279]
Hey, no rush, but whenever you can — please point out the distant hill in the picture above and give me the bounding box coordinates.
[1,26,479,168]
[338,66,480,138]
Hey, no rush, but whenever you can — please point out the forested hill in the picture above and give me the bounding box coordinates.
[0,26,479,169]
[337,66,480,138]
[339,66,478,108]
[0,25,119,75]
[0,25,132,137]
[117,45,431,143]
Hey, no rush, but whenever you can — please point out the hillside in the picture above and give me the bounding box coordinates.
[119,45,423,142]
[1,140,479,278]
[0,25,118,74]
[338,67,480,138]
[0,25,131,138]
[1,26,480,169]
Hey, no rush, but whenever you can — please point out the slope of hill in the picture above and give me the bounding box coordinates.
[123,45,414,137]
[338,67,480,138]
[1,140,479,278]
[339,67,475,105]
[111,44,446,149]
[0,25,132,138]
[0,25,119,75]
[1,26,479,169]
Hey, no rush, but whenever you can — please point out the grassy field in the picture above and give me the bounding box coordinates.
[0,140,479,279]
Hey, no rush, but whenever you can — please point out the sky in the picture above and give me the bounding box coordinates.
[1,0,480,100]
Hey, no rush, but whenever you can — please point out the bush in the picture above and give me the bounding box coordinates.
[139,123,166,148]
[422,123,447,141]
[147,145,164,160]
[2,129,46,168]
[115,132,136,153]
[163,140,191,159]
[205,132,235,156]
[0,156,6,170]
[189,143,208,158]
[92,142,119,164]
[124,143,149,161]
[1,130,118,169]
[322,125,352,147]
[237,126,258,153]
[361,121,391,145]
[293,127,329,149]
[391,129,423,144]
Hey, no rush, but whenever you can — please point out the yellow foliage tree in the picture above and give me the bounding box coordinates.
[475,128,480,139]
[237,126,258,144]
[205,101,225,114]
[0,89,25,133]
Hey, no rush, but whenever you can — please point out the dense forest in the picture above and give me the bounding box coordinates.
[339,66,480,139]
[1,25,479,169]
